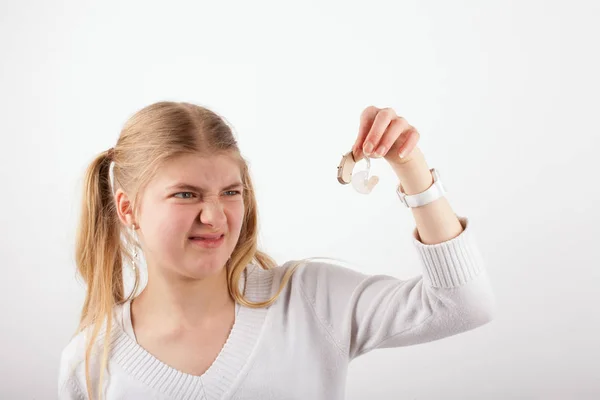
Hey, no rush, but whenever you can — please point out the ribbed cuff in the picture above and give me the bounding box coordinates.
[412,215,485,288]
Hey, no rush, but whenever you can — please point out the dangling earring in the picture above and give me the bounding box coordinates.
[131,223,139,272]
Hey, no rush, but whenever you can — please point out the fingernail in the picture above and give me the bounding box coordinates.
[363,142,373,155]
[373,145,386,157]
[399,150,406,159]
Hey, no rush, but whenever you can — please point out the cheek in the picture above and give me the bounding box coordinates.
[228,204,245,230]
[142,205,191,247]
[141,202,245,250]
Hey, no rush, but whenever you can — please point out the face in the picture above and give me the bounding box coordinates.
[126,153,245,280]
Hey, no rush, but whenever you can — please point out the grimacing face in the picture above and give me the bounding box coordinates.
[122,153,245,280]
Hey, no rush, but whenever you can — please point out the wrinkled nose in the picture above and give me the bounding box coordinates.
[198,200,227,228]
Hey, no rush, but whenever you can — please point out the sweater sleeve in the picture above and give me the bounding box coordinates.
[293,215,496,360]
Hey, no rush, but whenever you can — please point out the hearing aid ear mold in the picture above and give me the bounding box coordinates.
[336,150,379,194]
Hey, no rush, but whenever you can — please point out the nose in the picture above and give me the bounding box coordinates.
[198,198,227,228]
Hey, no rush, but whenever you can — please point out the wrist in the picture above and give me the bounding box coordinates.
[389,148,433,195]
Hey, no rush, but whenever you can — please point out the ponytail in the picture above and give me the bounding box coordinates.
[73,149,128,400]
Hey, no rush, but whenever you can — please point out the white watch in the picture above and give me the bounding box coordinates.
[396,168,447,208]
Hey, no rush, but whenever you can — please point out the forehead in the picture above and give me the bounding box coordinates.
[152,153,241,186]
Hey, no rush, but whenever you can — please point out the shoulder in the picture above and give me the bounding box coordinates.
[239,259,372,311]
[58,325,92,398]
[58,328,87,384]
[58,305,127,396]
[274,258,370,301]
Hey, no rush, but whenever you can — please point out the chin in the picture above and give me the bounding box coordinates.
[181,257,229,280]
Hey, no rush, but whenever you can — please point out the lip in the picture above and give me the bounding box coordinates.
[190,233,224,240]
[189,235,225,249]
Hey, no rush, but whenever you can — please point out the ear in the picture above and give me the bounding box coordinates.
[115,188,136,228]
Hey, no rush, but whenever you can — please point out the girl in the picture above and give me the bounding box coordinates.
[58,101,495,399]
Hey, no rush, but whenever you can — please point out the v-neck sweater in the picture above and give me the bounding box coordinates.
[58,215,496,399]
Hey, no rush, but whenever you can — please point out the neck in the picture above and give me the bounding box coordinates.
[132,265,234,331]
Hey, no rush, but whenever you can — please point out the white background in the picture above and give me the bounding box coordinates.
[1,0,598,399]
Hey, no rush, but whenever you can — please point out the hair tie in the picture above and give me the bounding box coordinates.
[107,147,115,160]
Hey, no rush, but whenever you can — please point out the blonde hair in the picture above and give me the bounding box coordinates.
[73,101,304,399]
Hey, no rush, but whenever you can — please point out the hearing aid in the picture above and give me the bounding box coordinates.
[336,150,379,194]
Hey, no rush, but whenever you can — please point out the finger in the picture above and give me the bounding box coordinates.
[372,117,407,158]
[352,106,379,159]
[398,127,420,159]
[362,108,396,156]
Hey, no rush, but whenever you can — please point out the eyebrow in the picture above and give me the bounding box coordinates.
[167,181,244,193]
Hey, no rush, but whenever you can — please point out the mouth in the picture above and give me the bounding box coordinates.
[189,234,224,240]
[189,234,225,248]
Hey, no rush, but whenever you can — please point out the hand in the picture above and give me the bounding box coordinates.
[351,106,421,166]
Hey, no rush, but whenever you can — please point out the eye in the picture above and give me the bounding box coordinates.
[174,192,195,199]
[224,190,242,196]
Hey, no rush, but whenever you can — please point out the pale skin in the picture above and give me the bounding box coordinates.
[351,106,464,245]
[112,106,463,376]
[115,154,246,376]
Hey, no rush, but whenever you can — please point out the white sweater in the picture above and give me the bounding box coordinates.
[58,215,496,399]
